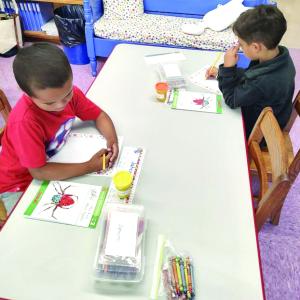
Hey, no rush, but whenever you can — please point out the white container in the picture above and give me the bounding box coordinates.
[93,203,146,283]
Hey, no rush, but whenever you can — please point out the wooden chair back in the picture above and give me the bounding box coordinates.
[250,91,300,180]
[0,88,12,143]
[0,199,8,229]
[248,107,291,231]
[0,89,12,123]
[284,90,300,133]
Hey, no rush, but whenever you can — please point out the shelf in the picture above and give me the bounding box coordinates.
[23,31,60,44]
[22,0,83,43]
[29,0,83,4]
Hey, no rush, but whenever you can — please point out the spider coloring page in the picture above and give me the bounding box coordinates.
[26,181,104,227]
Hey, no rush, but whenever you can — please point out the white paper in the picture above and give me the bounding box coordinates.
[162,63,182,77]
[48,133,123,176]
[189,65,222,94]
[144,52,186,65]
[104,211,139,257]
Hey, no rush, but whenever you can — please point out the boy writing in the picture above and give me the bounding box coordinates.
[0,43,118,198]
[207,5,295,139]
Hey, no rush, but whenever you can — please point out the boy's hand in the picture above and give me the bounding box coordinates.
[224,44,240,67]
[205,66,218,79]
[107,141,119,167]
[88,149,112,172]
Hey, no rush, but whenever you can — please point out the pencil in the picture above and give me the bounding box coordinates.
[102,154,106,171]
[209,52,222,74]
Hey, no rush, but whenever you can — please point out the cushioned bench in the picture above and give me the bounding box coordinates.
[83,0,270,76]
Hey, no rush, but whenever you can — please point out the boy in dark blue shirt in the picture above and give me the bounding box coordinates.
[208,5,295,138]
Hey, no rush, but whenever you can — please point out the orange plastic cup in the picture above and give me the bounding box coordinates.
[155,82,169,102]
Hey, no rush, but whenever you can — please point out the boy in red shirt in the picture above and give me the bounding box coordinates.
[0,43,118,210]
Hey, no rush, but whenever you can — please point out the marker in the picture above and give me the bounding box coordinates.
[102,154,106,171]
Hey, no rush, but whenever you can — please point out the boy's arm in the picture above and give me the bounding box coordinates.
[72,87,119,166]
[29,149,112,180]
[217,44,247,104]
[218,65,245,95]
[95,111,119,167]
[218,66,264,109]
[217,44,264,108]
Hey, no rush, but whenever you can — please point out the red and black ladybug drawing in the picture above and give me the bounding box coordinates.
[41,182,78,219]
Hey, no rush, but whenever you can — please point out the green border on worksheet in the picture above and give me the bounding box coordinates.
[171,89,179,109]
[89,187,108,228]
[24,181,49,216]
[216,95,222,114]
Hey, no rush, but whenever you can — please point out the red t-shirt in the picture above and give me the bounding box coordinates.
[0,86,102,193]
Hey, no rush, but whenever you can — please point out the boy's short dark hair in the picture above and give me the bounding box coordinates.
[13,42,72,97]
[232,5,286,49]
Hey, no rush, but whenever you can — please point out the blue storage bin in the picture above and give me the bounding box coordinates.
[243,0,276,6]
[63,43,89,65]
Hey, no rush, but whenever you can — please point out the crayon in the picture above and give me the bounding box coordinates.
[171,257,180,295]
[176,257,183,293]
[169,260,177,298]
[180,258,187,294]
[186,257,195,298]
[184,259,192,298]
[190,260,195,297]
[102,154,106,171]
[208,52,222,75]
[186,258,193,295]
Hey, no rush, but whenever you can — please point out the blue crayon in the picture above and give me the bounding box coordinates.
[179,258,187,294]
[190,262,195,297]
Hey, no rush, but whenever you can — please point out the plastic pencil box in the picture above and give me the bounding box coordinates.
[93,203,146,283]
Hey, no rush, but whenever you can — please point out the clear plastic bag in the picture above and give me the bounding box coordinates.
[150,235,196,299]
[93,203,145,283]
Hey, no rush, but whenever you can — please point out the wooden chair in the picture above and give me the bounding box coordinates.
[250,91,300,180]
[248,107,291,231]
[0,199,7,229]
[0,88,12,140]
[0,88,12,124]
[0,88,12,228]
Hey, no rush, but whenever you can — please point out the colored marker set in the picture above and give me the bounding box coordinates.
[163,256,195,299]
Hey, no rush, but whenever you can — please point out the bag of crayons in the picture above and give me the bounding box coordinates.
[150,235,196,300]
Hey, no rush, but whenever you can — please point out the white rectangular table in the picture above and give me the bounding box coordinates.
[0,44,264,300]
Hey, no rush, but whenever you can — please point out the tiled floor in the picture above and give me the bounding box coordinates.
[277,0,300,49]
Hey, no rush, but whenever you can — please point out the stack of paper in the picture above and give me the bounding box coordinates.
[160,63,186,88]
[144,51,186,65]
